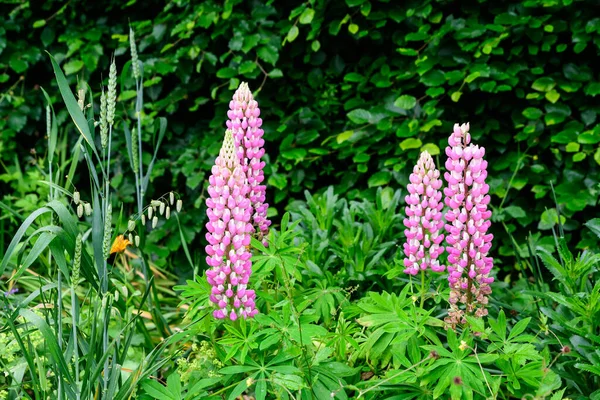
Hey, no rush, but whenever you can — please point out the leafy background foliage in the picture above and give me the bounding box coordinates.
[2,1,600,398]
[2,0,600,272]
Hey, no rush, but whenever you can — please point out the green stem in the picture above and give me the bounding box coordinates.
[420,269,425,309]
[71,284,80,399]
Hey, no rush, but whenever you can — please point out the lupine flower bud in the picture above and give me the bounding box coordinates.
[402,151,445,275]
[443,123,494,328]
[141,214,146,226]
[159,202,165,216]
[176,199,182,213]
[84,202,92,216]
[226,82,271,244]
[127,220,136,232]
[165,206,171,220]
[205,130,257,320]
[152,216,158,229]
[107,60,117,126]
[73,191,80,205]
[77,204,83,218]
[170,192,175,205]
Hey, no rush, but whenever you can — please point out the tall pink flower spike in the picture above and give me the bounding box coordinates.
[226,82,271,244]
[443,122,494,328]
[205,130,258,320]
[403,150,445,275]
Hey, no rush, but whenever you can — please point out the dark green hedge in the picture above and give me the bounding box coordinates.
[1,0,599,271]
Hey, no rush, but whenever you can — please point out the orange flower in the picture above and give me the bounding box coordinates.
[110,235,131,254]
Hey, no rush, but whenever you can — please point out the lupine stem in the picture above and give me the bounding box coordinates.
[420,269,425,309]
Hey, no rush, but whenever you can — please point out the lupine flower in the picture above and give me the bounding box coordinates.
[403,150,445,275]
[226,82,271,244]
[443,123,494,328]
[205,130,258,320]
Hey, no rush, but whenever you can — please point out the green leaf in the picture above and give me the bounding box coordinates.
[0,206,52,277]
[400,138,422,150]
[584,218,600,239]
[584,82,600,96]
[394,95,417,109]
[503,206,526,219]
[47,53,96,151]
[565,142,580,152]
[532,77,555,92]
[19,309,73,383]
[465,72,480,83]
[238,61,257,74]
[216,67,237,78]
[347,109,371,124]
[522,107,543,120]
[348,23,359,34]
[63,59,84,75]
[268,68,283,78]
[299,8,315,24]
[421,143,440,156]
[451,91,462,102]
[142,380,175,400]
[272,374,305,390]
[545,90,560,103]
[311,40,321,52]
[336,130,354,143]
[368,171,391,187]
[573,152,586,162]
[9,56,27,73]
[420,69,445,86]
[287,26,299,43]
[508,318,531,340]
[257,45,279,65]
[220,365,257,374]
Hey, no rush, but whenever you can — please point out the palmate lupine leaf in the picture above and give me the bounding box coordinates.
[536,247,569,288]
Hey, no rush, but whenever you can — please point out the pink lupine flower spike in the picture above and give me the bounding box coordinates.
[403,150,445,276]
[443,123,494,328]
[227,82,271,244]
[205,130,258,320]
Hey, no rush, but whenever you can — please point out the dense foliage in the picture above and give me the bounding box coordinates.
[2,0,600,267]
[1,0,600,399]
